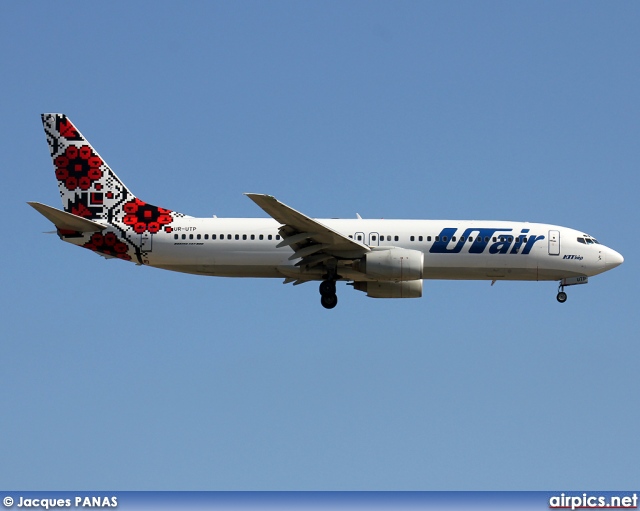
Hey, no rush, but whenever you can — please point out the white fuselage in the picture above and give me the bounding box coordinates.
[135,217,621,282]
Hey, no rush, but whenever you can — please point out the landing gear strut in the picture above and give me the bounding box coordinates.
[555,276,588,303]
[556,283,567,303]
[319,279,338,309]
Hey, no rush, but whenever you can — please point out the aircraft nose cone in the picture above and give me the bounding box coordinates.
[606,248,624,270]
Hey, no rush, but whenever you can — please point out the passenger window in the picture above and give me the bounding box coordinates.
[460,236,465,242]
[372,235,377,241]
[259,234,264,240]
[435,236,440,242]
[276,235,281,240]
[357,235,362,241]
[268,234,272,240]
[427,236,432,242]
[468,237,473,242]
[227,234,232,240]
[182,234,186,240]
[204,234,209,240]
[349,235,353,239]
[243,234,247,240]
[394,235,399,241]
[189,234,194,240]
[493,237,497,242]
[197,234,201,240]
[212,234,216,240]
[484,237,489,242]
[442,236,448,242]
[419,236,423,242]
[251,234,255,240]
[452,236,456,242]
[410,236,415,241]
[174,234,178,240]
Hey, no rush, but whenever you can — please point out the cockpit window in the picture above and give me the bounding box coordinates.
[579,235,601,245]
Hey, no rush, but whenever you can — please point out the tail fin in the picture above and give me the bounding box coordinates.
[42,113,187,233]
[40,114,188,263]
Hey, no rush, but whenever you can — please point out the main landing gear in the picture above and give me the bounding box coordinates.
[556,283,567,303]
[320,279,338,309]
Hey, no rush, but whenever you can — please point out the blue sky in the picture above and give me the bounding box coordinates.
[1,1,638,490]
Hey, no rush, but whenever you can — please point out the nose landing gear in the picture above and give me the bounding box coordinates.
[556,282,568,303]
[556,276,589,303]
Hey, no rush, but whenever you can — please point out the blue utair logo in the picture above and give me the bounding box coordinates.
[429,227,545,255]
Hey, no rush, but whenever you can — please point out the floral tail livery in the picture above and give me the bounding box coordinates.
[30,114,189,264]
[30,114,623,309]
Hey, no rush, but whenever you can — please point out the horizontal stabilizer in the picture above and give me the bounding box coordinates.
[27,202,106,232]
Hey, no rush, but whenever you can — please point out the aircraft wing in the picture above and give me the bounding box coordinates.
[245,194,370,267]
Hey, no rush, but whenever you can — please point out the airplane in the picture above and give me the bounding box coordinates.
[30,113,624,309]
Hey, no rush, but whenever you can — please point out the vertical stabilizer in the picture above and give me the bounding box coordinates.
[41,114,188,263]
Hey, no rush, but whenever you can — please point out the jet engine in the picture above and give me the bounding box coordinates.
[353,247,424,281]
[353,280,423,298]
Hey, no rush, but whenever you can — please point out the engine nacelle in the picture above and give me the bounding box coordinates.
[353,280,423,298]
[354,248,424,281]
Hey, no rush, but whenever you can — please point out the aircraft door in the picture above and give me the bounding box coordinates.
[354,232,365,244]
[141,232,153,252]
[548,230,560,256]
[368,232,380,246]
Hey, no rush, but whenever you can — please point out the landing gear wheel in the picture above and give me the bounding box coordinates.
[321,293,338,309]
[319,280,336,295]
[556,291,567,303]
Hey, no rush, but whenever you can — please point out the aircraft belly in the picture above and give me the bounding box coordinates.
[153,264,283,278]
[423,266,584,281]
[148,242,288,277]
